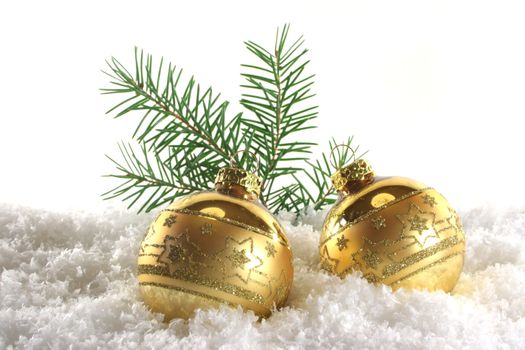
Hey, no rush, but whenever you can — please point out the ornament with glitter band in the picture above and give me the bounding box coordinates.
[319,153,465,292]
[138,154,293,320]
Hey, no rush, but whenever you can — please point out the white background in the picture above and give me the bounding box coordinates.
[1,0,524,212]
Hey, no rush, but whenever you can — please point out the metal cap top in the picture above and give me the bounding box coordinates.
[331,159,375,193]
[214,167,262,197]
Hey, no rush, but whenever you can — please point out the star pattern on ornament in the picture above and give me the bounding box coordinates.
[439,211,461,236]
[408,215,429,234]
[163,214,178,228]
[201,223,213,235]
[431,207,461,238]
[228,248,251,268]
[320,245,340,272]
[363,249,382,269]
[423,194,437,207]
[157,229,200,275]
[218,236,264,284]
[371,216,387,230]
[265,241,277,257]
[448,207,463,231]
[336,235,350,251]
[396,204,439,247]
[360,236,407,271]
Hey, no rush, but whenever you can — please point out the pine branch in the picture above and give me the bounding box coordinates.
[240,24,318,210]
[101,26,362,216]
[102,49,253,170]
[102,143,200,213]
[292,137,367,211]
[101,49,256,212]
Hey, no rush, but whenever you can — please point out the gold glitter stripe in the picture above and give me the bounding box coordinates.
[163,208,287,245]
[138,264,265,305]
[138,253,160,258]
[139,281,227,305]
[388,251,465,286]
[320,187,431,246]
[382,237,464,278]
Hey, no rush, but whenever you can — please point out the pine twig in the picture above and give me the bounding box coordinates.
[241,24,318,210]
[291,137,367,212]
[101,25,362,215]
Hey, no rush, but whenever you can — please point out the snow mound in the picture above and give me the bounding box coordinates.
[1,204,524,349]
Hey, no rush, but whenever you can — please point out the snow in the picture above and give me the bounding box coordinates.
[1,203,524,349]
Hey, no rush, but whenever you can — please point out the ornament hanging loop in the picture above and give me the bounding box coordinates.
[329,144,357,169]
[229,149,260,174]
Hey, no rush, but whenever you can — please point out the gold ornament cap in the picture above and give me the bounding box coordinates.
[331,159,375,193]
[214,167,262,197]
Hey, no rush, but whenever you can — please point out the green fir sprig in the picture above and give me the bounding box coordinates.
[294,136,367,211]
[101,24,361,215]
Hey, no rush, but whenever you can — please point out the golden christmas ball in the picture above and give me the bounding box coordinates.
[319,159,465,292]
[137,166,293,320]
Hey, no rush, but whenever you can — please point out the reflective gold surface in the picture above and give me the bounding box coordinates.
[138,179,293,320]
[320,164,466,292]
